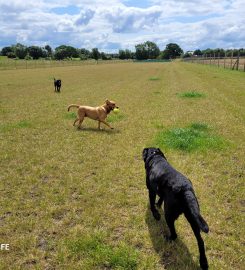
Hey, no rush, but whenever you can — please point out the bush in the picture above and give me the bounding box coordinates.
[6,52,16,58]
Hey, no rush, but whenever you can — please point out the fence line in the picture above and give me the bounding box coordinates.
[0,59,132,71]
[183,53,245,72]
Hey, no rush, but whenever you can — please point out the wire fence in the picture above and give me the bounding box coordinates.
[183,53,245,72]
[0,59,131,71]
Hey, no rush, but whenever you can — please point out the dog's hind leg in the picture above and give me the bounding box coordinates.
[73,118,79,126]
[164,214,177,240]
[156,196,164,208]
[78,119,84,129]
[185,214,208,269]
[77,110,85,129]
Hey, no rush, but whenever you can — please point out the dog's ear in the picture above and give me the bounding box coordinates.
[142,148,148,161]
[157,148,167,160]
[105,99,110,104]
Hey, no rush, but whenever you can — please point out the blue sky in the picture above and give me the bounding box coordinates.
[0,0,244,52]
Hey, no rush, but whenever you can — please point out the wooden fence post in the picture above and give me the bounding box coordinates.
[224,52,226,69]
[231,51,233,69]
[236,51,240,70]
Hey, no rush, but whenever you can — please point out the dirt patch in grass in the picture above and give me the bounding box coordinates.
[155,122,227,152]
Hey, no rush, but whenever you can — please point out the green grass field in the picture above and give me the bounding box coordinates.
[0,62,244,269]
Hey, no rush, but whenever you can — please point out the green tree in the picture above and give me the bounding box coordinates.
[135,41,160,60]
[213,48,225,57]
[27,46,44,59]
[201,48,214,56]
[91,48,100,61]
[145,41,160,59]
[54,49,68,60]
[6,52,16,58]
[119,49,126,60]
[161,43,183,59]
[239,48,245,56]
[125,49,132,59]
[14,43,28,59]
[44,45,52,57]
[193,49,202,56]
[54,45,79,59]
[1,46,13,56]
[101,52,111,60]
[135,44,148,60]
[182,52,192,58]
[80,48,90,57]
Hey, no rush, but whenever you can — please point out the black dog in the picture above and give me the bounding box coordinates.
[143,147,209,270]
[54,78,61,92]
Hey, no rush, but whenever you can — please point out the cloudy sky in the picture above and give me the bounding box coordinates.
[0,0,244,52]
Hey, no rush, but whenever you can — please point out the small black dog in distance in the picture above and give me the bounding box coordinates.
[143,147,209,270]
[54,78,61,92]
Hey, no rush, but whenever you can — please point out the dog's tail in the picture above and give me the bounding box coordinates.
[183,190,209,233]
[67,104,80,111]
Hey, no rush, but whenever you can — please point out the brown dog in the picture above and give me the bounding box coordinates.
[67,99,118,129]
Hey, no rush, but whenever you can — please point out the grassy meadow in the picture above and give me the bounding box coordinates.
[0,62,244,269]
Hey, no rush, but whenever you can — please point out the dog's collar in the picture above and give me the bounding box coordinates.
[102,104,109,113]
[145,153,162,166]
[105,106,113,113]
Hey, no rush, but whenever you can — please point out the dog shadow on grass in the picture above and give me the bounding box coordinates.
[145,207,200,270]
[76,127,121,134]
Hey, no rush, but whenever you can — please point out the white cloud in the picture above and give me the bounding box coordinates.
[0,0,244,51]
[105,6,161,33]
[75,9,95,26]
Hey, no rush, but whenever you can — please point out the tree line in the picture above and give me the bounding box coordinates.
[1,42,244,61]
[183,48,245,58]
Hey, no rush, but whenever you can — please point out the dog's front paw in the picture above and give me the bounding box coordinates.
[152,210,161,221]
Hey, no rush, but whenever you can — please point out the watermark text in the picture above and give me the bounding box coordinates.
[0,244,10,250]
